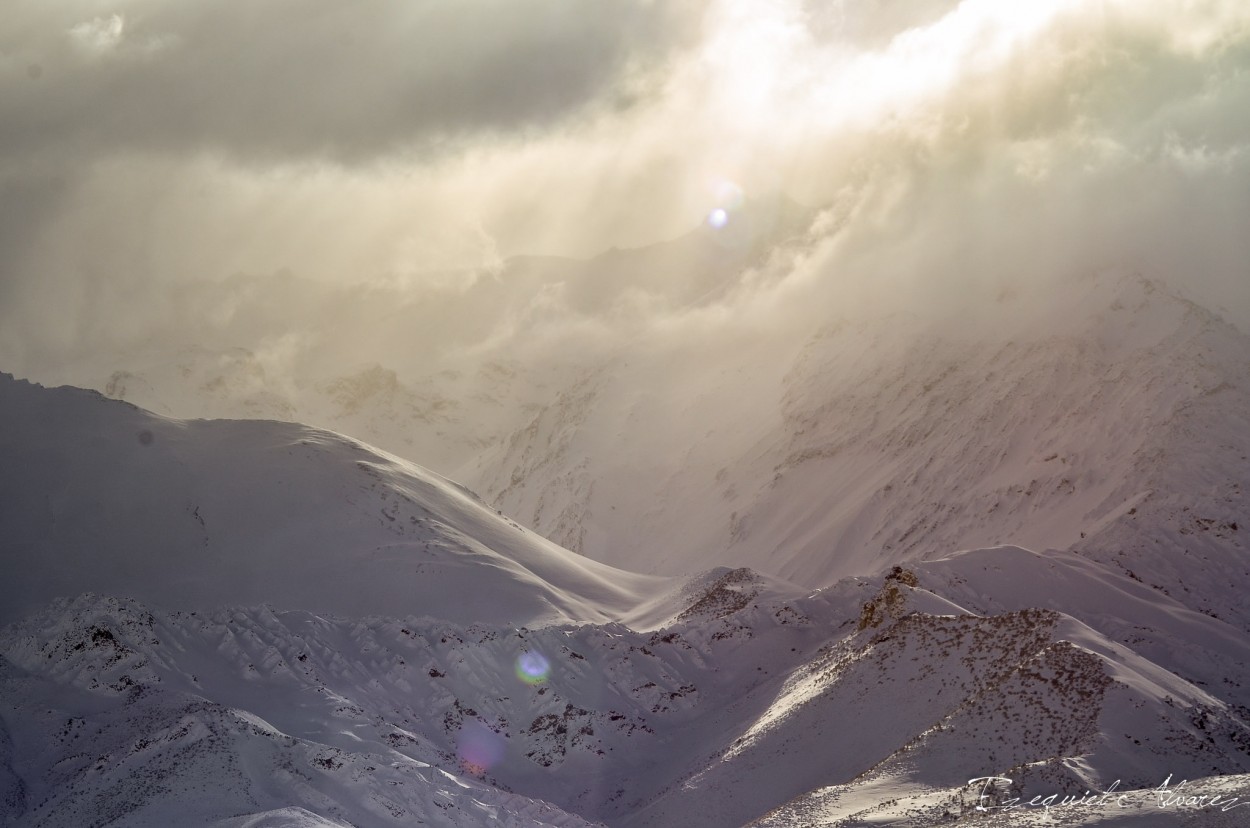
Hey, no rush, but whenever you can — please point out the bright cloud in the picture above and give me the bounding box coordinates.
[1,0,1248,380]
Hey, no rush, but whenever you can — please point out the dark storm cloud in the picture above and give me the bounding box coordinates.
[1,0,702,163]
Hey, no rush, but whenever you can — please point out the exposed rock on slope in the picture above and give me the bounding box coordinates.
[4,553,1248,827]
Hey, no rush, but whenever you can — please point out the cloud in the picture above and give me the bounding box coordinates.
[2,0,1249,388]
[68,14,127,54]
[2,0,703,163]
[0,0,715,374]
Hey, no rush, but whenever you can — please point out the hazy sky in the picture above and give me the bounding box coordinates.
[3,0,1249,379]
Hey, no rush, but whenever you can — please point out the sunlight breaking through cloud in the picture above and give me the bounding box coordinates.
[1,0,1248,382]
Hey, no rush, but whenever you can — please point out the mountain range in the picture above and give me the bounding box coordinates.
[3,208,1249,826]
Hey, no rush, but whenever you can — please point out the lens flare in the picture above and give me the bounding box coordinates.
[457,720,505,776]
[515,651,550,684]
[708,178,745,230]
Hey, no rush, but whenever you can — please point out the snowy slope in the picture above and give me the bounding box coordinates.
[0,609,600,828]
[3,558,1248,827]
[617,564,1250,827]
[3,242,1248,825]
[0,373,667,627]
[1,369,1245,825]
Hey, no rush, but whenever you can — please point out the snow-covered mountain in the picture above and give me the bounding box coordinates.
[467,270,1250,627]
[63,249,1248,644]
[3,374,1250,826]
[0,373,663,628]
[4,563,1249,826]
[5,201,1250,824]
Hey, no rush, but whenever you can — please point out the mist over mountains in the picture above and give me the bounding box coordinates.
[49,229,1250,625]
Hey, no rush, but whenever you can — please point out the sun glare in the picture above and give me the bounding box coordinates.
[702,0,1084,134]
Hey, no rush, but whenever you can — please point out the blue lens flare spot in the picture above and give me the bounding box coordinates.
[515,651,550,685]
[707,178,744,230]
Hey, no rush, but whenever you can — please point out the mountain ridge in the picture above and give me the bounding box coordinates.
[0,372,666,628]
